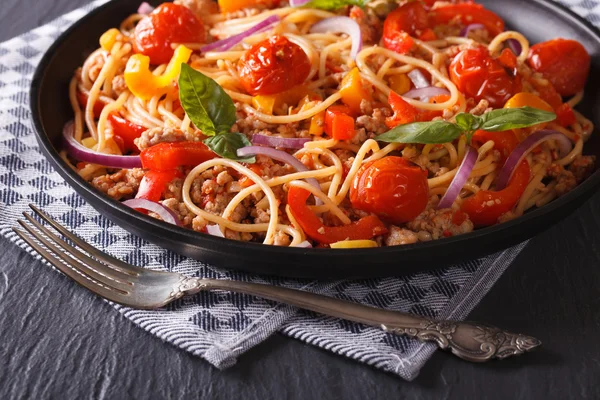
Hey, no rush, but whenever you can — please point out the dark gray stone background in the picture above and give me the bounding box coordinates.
[1,1,599,398]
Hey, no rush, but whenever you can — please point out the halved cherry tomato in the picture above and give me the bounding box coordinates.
[471,129,519,161]
[140,141,217,171]
[325,105,355,140]
[108,114,146,153]
[461,160,530,226]
[287,186,388,244]
[555,103,576,127]
[449,46,521,107]
[238,36,311,96]
[76,91,105,118]
[383,1,431,54]
[136,169,181,202]
[350,156,429,225]
[527,38,590,97]
[430,3,505,37]
[134,3,205,65]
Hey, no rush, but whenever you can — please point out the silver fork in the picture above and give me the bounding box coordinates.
[13,204,541,363]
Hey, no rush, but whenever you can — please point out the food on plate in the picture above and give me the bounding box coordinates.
[63,0,596,248]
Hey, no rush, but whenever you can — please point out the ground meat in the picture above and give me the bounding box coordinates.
[112,75,127,95]
[134,127,202,150]
[91,168,145,200]
[569,155,596,183]
[349,6,382,45]
[406,207,474,240]
[165,178,184,202]
[355,106,391,136]
[384,226,419,246]
[161,198,196,227]
[273,231,292,247]
[334,149,355,174]
[547,163,577,197]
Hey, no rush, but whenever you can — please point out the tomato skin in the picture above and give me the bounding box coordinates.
[471,129,519,161]
[555,103,576,127]
[461,160,530,226]
[108,114,146,153]
[136,170,181,202]
[430,3,505,37]
[140,141,217,171]
[350,157,429,225]
[134,3,205,65]
[287,186,388,244]
[383,2,431,54]
[449,46,522,108]
[527,39,590,97]
[238,36,311,96]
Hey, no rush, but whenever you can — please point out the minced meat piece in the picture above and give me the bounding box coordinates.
[134,127,202,150]
[91,168,144,200]
[161,198,196,227]
[547,163,577,197]
[569,155,596,183]
[385,226,419,246]
[406,207,474,239]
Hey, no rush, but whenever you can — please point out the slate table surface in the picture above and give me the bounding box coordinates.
[1,1,600,399]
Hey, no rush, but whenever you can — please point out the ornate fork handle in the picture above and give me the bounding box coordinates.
[175,277,541,362]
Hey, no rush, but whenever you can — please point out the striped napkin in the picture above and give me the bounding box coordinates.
[0,0,590,380]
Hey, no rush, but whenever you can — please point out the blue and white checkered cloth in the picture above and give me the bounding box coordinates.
[0,0,592,380]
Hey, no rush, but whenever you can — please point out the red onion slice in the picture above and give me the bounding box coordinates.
[408,69,430,89]
[236,146,323,204]
[251,134,310,149]
[496,130,573,190]
[507,38,522,55]
[123,199,181,226]
[200,15,280,53]
[438,146,478,209]
[206,224,225,237]
[293,240,313,248]
[137,2,154,15]
[63,121,142,169]
[310,17,362,59]
[460,23,485,37]
[290,0,311,6]
[403,87,450,102]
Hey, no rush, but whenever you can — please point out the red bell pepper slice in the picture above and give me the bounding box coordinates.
[76,91,105,119]
[108,114,146,153]
[287,186,388,244]
[325,105,355,140]
[136,170,181,202]
[555,103,576,127]
[140,141,218,171]
[471,129,520,161]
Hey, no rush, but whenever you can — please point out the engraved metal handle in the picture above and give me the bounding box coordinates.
[177,278,541,362]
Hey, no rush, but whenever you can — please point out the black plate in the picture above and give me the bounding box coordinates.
[30,0,600,278]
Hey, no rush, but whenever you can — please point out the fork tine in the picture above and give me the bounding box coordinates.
[28,204,139,276]
[12,227,135,305]
[20,213,134,286]
[17,219,132,292]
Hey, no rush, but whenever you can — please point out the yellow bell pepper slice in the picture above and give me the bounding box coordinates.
[389,73,411,95]
[218,0,260,14]
[81,136,121,155]
[309,111,325,136]
[252,95,277,114]
[252,86,317,115]
[100,28,120,52]
[124,45,193,100]
[340,67,373,114]
[504,92,554,141]
[330,240,378,249]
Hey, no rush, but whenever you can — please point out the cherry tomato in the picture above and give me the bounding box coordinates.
[238,36,311,96]
[461,160,530,226]
[527,38,590,97]
[140,141,217,171]
[108,114,146,153]
[134,3,205,65]
[287,186,388,244]
[430,3,505,37]
[449,46,522,108]
[471,129,519,161]
[382,2,431,54]
[350,156,429,225]
[136,170,181,202]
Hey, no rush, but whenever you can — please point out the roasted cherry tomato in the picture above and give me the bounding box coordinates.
[287,186,388,244]
[238,36,311,96]
[140,141,217,171]
[461,160,530,226]
[471,129,519,161]
[382,1,430,54]
[555,103,576,127]
[449,46,521,108]
[350,157,429,225]
[108,114,146,153]
[136,169,181,202]
[430,3,505,37]
[527,38,590,97]
[134,3,205,65]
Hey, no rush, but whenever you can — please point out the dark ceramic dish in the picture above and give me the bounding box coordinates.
[30,0,600,278]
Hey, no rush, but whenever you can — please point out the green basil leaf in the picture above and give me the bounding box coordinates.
[479,106,556,132]
[455,113,480,132]
[302,0,368,11]
[377,120,464,144]
[178,63,236,137]
[204,132,256,163]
